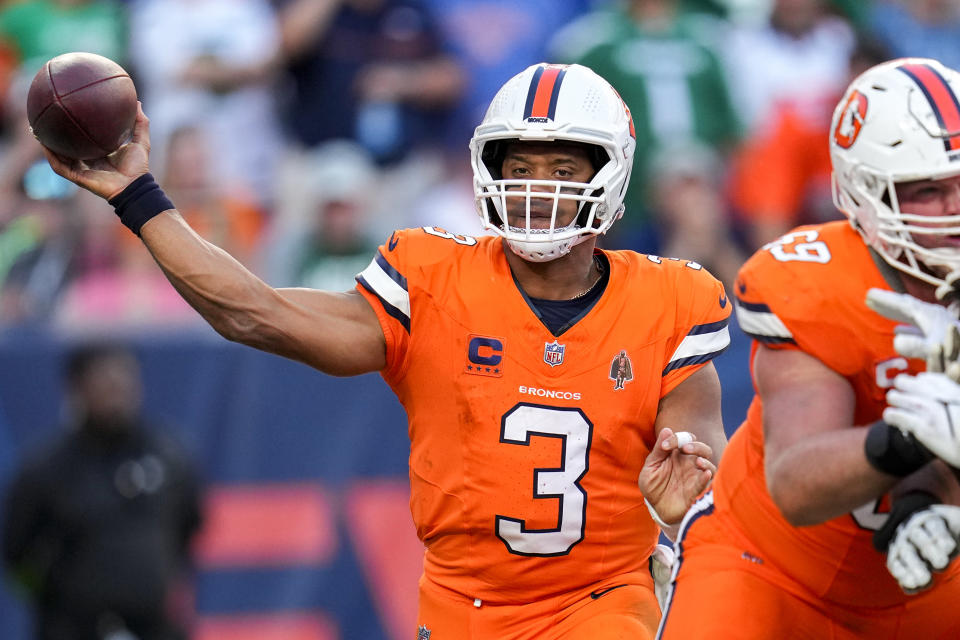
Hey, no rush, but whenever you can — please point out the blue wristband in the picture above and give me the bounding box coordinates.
[108,173,174,236]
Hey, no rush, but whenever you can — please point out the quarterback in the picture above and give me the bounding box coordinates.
[40,63,729,639]
[659,58,960,639]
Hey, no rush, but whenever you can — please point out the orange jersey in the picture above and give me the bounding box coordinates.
[722,220,960,607]
[356,227,730,604]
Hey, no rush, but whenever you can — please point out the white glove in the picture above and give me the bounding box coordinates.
[884,372,960,468]
[650,543,675,611]
[865,288,960,380]
[887,505,960,593]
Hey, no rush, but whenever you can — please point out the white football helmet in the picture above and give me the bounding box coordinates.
[470,63,636,262]
[831,57,960,289]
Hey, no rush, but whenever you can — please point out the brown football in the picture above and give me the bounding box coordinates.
[26,52,138,161]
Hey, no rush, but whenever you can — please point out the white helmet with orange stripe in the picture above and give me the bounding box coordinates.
[470,63,636,262]
[831,57,960,289]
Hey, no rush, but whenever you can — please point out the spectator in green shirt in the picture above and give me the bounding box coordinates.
[549,0,742,253]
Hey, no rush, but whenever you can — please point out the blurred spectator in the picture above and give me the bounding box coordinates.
[267,140,380,290]
[683,0,729,17]
[0,70,80,325]
[423,0,593,145]
[0,0,127,125]
[728,35,889,249]
[127,0,284,207]
[51,187,197,330]
[158,125,265,269]
[828,0,872,31]
[2,341,202,640]
[0,68,48,218]
[725,0,855,136]
[412,149,486,237]
[549,0,742,253]
[649,141,747,289]
[0,162,78,325]
[868,1,960,72]
[273,0,465,165]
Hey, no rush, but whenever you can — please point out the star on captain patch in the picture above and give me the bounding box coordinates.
[543,340,565,367]
[417,625,432,640]
[609,350,633,390]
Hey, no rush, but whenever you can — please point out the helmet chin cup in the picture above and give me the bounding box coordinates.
[504,231,591,262]
[506,239,573,262]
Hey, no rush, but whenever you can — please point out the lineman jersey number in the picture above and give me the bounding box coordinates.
[495,403,594,556]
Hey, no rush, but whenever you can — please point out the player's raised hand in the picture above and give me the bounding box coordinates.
[638,427,715,533]
[887,505,960,593]
[41,102,151,200]
[865,288,960,380]
[884,372,960,468]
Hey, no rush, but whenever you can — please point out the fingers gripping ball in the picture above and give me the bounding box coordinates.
[27,52,138,160]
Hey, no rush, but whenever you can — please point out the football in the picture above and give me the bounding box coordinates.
[26,52,138,161]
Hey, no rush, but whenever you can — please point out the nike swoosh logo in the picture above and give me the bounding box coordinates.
[719,294,728,308]
[388,232,399,251]
[589,584,628,600]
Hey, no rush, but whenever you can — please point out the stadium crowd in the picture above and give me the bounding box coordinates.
[0,0,942,330]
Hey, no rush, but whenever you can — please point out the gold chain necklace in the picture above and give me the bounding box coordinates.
[570,257,605,300]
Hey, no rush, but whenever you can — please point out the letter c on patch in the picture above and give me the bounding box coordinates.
[469,337,503,366]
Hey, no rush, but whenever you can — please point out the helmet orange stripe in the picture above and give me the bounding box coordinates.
[523,65,566,121]
[899,63,960,152]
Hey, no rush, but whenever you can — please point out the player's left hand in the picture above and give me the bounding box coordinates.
[884,372,960,468]
[638,428,715,528]
[887,505,960,593]
[865,288,960,380]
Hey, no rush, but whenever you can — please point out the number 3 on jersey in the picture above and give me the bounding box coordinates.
[496,404,593,556]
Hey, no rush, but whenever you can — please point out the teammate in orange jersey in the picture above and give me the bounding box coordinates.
[38,63,730,639]
[658,57,960,640]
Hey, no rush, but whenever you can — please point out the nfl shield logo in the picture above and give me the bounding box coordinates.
[543,340,565,367]
[417,625,432,640]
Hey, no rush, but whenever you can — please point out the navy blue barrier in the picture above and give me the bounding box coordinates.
[0,318,754,639]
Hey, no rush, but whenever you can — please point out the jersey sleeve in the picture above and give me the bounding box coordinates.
[660,262,732,398]
[355,230,412,383]
[731,229,868,376]
[733,261,801,353]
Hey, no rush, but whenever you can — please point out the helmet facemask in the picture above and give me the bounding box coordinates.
[474,139,619,262]
[833,147,960,289]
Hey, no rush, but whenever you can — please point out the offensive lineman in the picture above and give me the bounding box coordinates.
[659,58,960,640]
